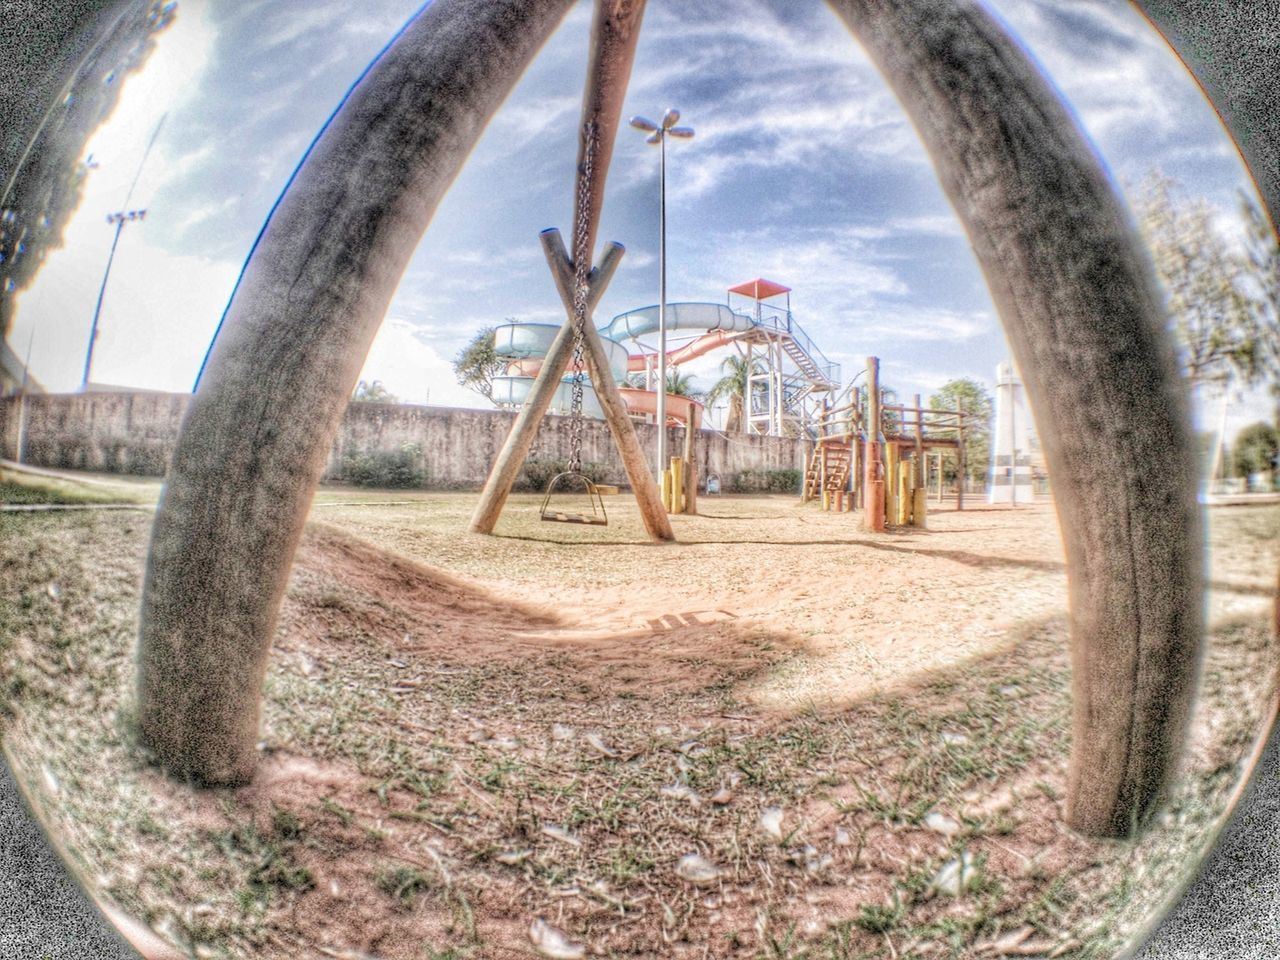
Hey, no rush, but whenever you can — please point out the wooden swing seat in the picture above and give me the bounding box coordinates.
[541,511,608,526]
[539,471,609,527]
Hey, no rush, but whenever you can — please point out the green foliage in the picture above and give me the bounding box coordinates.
[340,443,426,488]
[1231,421,1278,480]
[1240,191,1280,389]
[452,325,506,402]
[514,457,609,492]
[706,355,750,432]
[929,378,994,484]
[1135,171,1276,391]
[727,468,802,493]
[0,2,177,339]
[664,366,700,398]
[351,379,399,403]
[375,864,433,905]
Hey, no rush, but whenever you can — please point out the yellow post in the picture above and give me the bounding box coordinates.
[885,443,899,524]
[897,461,911,525]
[912,487,928,528]
[822,490,830,512]
[661,469,673,512]
[671,457,685,514]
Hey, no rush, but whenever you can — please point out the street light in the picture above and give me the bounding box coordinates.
[81,111,165,392]
[82,207,146,390]
[630,108,694,482]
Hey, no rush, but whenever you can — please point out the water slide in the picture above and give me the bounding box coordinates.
[491,304,754,425]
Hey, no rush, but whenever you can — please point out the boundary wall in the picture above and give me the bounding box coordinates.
[0,392,806,490]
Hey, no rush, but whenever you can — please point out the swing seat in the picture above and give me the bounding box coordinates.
[539,471,608,526]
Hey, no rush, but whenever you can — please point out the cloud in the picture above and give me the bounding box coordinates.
[360,316,492,409]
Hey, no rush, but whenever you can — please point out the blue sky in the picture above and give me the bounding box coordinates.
[8,0,1270,437]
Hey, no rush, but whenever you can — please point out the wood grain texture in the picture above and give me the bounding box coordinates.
[827,0,1203,835]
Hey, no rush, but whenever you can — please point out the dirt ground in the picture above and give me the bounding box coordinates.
[1,486,1277,960]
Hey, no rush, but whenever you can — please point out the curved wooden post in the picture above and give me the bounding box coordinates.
[827,0,1203,836]
[135,0,575,785]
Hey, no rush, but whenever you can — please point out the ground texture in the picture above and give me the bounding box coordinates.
[1,484,1276,960]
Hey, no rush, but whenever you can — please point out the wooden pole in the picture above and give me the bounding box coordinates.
[541,231,675,539]
[683,408,698,515]
[956,399,966,511]
[913,392,925,487]
[472,0,660,537]
[469,237,624,534]
[863,356,885,532]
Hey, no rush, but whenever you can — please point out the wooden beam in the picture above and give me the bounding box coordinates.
[469,236,624,534]
[914,392,925,486]
[683,405,698,515]
[863,356,885,532]
[472,0,648,535]
[542,231,674,541]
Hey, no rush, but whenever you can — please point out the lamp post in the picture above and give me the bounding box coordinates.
[81,111,165,392]
[82,207,146,390]
[630,108,693,481]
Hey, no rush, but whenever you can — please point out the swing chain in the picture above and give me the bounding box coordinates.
[567,120,596,478]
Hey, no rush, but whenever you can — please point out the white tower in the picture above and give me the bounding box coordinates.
[989,361,1034,504]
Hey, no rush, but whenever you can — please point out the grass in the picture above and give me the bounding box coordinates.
[0,465,157,506]
[0,493,1276,959]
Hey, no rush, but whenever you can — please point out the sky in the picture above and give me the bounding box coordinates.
[7,0,1272,440]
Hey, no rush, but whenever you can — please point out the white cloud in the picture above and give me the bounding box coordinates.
[359,316,492,409]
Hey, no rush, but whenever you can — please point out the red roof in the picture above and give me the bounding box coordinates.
[727,278,791,301]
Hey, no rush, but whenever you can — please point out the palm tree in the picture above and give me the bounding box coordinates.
[706,355,749,432]
[664,366,699,399]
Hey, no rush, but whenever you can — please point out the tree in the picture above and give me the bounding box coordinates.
[1239,191,1280,389]
[0,1,177,339]
[1135,171,1266,391]
[829,0,1201,837]
[706,355,749,432]
[351,379,398,403]
[663,366,698,398]
[929,378,994,485]
[135,0,576,786]
[1231,421,1278,482]
[452,325,505,401]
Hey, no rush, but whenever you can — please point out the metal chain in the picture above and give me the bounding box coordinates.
[567,121,596,476]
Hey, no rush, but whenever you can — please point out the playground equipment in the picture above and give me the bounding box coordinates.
[801,356,970,529]
[540,470,608,525]
[491,279,842,442]
[485,277,844,519]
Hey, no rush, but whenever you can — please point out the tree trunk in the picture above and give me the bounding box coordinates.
[1134,0,1280,638]
[827,0,1203,836]
[135,0,574,785]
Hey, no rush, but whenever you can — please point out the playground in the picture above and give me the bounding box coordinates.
[2,475,1277,959]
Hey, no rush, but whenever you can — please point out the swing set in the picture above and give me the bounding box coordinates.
[469,0,674,542]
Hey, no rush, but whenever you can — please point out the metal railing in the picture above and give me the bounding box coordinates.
[746,303,841,385]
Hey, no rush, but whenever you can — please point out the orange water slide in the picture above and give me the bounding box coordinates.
[617,388,703,429]
[506,328,740,379]
[625,328,739,372]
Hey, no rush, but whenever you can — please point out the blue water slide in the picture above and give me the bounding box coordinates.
[492,322,630,382]
[600,302,755,342]
[489,375,605,419]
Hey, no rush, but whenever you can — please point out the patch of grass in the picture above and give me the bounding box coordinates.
[854,895,906,934]
[606,844,656,884]
[318,796,354,826]
[376,864,434,906]
[0,468,147,505]
[212,820,315,909]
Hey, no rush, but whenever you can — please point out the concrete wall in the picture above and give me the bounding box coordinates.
[0,392,807,490]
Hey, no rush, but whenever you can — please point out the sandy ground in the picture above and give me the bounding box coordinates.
[1,489,1277,960]
[314,494,1074,711]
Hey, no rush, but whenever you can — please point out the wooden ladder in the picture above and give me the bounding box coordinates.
[803,441,853,502]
